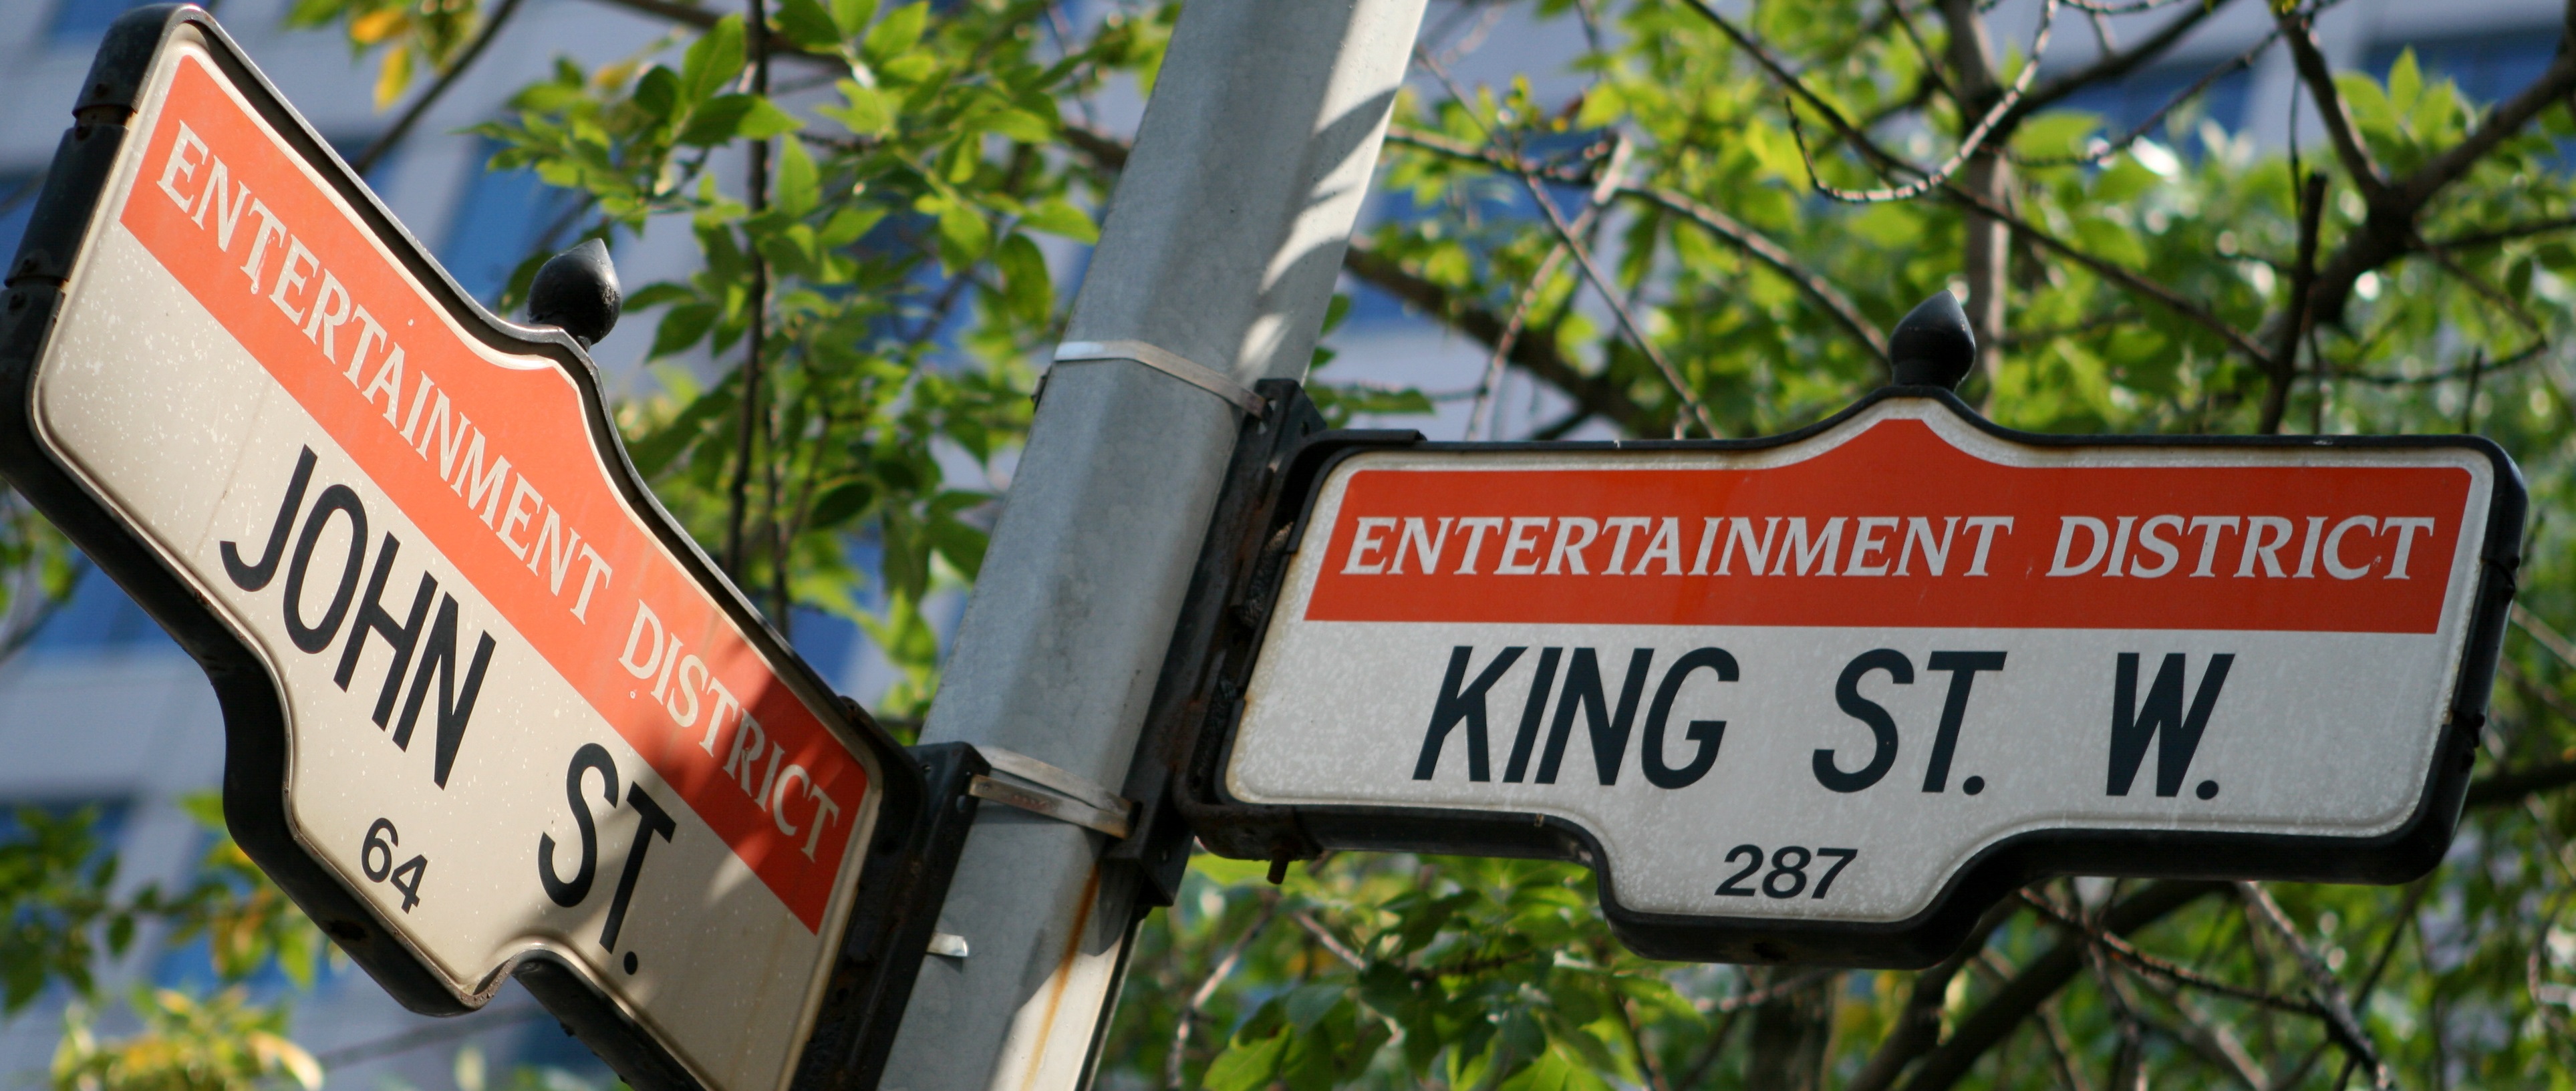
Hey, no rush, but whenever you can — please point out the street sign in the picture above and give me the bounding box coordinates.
[1178,390,2521,967]
[0,9,932,1091]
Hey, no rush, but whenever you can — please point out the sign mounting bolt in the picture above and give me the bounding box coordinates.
[527,239,621,349]
[1887,289,1975,390]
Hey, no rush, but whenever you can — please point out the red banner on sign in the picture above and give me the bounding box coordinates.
[124,55,858,930]
[1304,419,2471,635]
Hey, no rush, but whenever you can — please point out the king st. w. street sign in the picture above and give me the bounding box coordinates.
[1181,390,2521,967]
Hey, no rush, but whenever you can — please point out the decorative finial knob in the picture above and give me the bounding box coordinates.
[1887,290,1975,390]
[527,239,621,349]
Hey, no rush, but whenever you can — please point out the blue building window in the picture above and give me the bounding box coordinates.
[441,140,582,305]
[1350,135,1600,331]
[49,0,154,43]
[27,564,178,658]
[2057,60,2254,138]
[0,175,43,263]
[2366,31,2559,105]
[0,798,131,852]
[325,134,402,194]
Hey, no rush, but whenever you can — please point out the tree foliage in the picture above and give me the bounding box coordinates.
[0,796,327,1091]
[11,0,2576,1088]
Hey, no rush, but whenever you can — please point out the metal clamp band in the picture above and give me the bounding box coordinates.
[1053,339,1267,419]
[965,746,1135,838]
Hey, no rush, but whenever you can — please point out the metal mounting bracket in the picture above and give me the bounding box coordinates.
[1052,339,1268,419]
[966,746,1136,838]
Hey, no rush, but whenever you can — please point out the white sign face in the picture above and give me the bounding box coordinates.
[5,22,903,1091]
[1226,397,2515,961]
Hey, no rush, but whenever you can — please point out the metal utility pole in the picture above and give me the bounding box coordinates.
[874,2,1428,1090]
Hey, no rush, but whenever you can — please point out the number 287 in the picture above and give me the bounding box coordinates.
[1715,844,1856,900]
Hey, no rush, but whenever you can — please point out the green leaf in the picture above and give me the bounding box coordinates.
[932,197,991,268]
[863,2,928,63]
[2094,156,2158,203]
[682,15,748,105]
[2388,47,2422,115]
[774,0,844,51]
[827,80,893,137]
[1319,291,1352,336]
[2013,111,2102,159]
[1310,381,1434,426]
[829,0,877,36]
[679,94,801,146]
[651,300,721,358]
[925,512,987,578]
[756,222,824,278]
[1495,1044,1612,1091]
[986,108,1056,144]
[2073,216,2149,269]
[633,65,683,122]
[994,232,1050,323]
[1737,120,1806,184]
[738,97,804,138]
[1203,1034,1288,1091]
[623,282,698,310]
[678,94,756,146]
[774,134,820,216]
[808,480,875,528]
[2335,71,2396,138]
[1018,196,1096,244]
[1283,983,1345,1029]
[629,384,732,478]
[180,792,226,828]
[879,505,929,603]
[818,203,886,248]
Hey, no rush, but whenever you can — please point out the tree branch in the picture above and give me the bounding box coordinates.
[1375,124,1892,369]
[1058,120,1130,171]
[1167,898,1280,1091]
[2401,40,2576,208]
[2011,30,2278,170]
[1468,141,1630,439]
[355,0,527,176]
[571,0,843,60]
[1070,120,1661,436]
[1517,166,1719,436]
[1620,185,1891,365]
[1847,901,2021,1091]
[2129,973,2272,1089]
[1342,240,1659,435]
[1291,910,1366,969]
[1893,881,2227,1091]
[2515,602,2576,669]
[2018,890,2320,1016]
[2466,758,2576,808]
[2260,171,2327,433]
[1679,0,1926,182]
[2013,0,2237,118]
[2236,882,2393,1088]
[2279,9,2394,207]
[1383,126,1598,184]
[1792,0,2059,204]
[1940,183,2272,361]
[1940,0,2012,391]
[2432,214,2576,251]
[2297,11,2576,331]
[577,0,722,27]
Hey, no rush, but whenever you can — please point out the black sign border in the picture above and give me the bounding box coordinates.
[0,8,935,1090]
[1173,386,2524,969]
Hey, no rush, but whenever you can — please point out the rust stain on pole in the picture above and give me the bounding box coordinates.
[1013,864,1103,1091]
